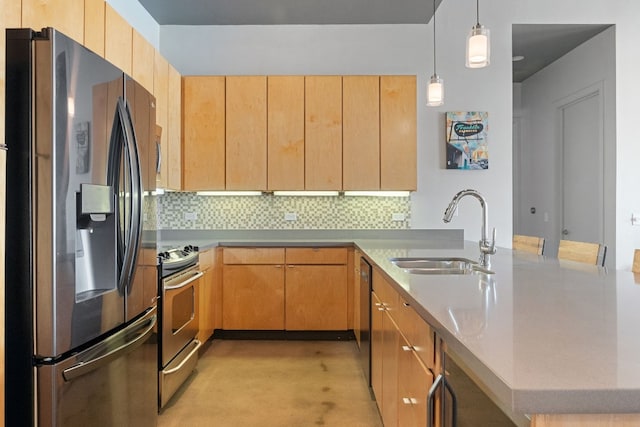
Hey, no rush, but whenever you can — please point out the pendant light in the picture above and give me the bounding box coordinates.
[427,0,444,106]
[466,0,490,68]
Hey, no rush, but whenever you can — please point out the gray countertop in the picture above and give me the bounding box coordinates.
[154,229,640,415]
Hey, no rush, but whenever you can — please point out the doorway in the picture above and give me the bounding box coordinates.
[511,24,615,264]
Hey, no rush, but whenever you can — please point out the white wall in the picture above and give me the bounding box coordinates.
[106,0,159,48]
[516,27,616,265]
[159,0,640,269]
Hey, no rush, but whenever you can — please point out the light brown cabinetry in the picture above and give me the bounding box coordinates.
[343,76,380,190]
[154,54,182,190]
[84,0,105,56]
[371,266,436,427]
[398,335,433,427]
[221,247,349,331]
[222,248,285,330]
[380,75,417,190]
[131,29,155,93]
[167,64,182,190]
[104,4,132,75]
[267,76,305,190]
[285,248,348,330]
[197,248,217,342]
[22,0,84,44]
[305,76,342,190]
[226,76,267,190]
[182,76,226,191]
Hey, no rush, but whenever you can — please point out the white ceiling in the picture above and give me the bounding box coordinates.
[136,1,612,83]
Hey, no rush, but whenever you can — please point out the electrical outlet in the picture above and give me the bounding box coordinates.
[284,212,297,221]
[184,212,197,221]
[632,213,640,226]
[392,213,406,221]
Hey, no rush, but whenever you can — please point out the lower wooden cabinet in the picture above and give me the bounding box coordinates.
[285,264,347,330]
[222,264,285,330]
[371,266,437,427]
[398,335,434,427]
[197,248,218,342]
[221,247,349,331]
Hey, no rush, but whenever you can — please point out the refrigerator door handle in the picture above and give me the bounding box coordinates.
[107,96,143,294]
[122,100,143,294]
[62,309,156,382]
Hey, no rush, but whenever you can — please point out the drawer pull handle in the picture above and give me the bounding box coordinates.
[402,345,413,352]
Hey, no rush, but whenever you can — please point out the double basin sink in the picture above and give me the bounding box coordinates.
[389,257,494,275]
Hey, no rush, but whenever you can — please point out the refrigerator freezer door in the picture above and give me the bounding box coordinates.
[37,307,158,427]
[28,29,127,357]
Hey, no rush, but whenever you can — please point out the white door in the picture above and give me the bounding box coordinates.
[561,90,603,244]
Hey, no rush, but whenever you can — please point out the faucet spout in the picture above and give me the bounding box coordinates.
[442,189,496,267]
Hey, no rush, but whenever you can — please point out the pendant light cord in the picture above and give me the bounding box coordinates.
[432,0,437,74]
[476,0,480,26]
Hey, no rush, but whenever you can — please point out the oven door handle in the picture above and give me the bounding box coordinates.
[164,271,204,290]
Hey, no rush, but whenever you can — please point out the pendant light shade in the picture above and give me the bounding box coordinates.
[427,0,443,106]
[427,74,444,106]
[466,0,490,68]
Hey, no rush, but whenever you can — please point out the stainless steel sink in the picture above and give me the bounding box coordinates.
[389,257,494,275]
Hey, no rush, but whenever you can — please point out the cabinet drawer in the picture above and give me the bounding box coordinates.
[222,247,285,264]
[199,248,215,271]
[285,247,348,265]
[397,300,435,370]
[372,267,399,314]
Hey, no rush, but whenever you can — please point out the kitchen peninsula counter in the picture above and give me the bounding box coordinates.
[155,229,640,421]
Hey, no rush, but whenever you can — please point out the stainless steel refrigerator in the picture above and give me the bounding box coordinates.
[5,28,159,426]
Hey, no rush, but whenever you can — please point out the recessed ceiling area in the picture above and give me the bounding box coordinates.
[512,24,612,82]
[137,0,442,25]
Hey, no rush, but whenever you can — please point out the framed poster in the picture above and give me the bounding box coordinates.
[445,111,488,170]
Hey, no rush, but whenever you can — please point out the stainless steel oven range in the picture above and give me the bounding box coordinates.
[158,245,203,408]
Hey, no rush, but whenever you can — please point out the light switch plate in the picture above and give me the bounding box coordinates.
[184,212,197,221]
[392,213,406,221]
[285,212,297,221]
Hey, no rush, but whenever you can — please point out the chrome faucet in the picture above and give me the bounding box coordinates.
[443,189,496,268]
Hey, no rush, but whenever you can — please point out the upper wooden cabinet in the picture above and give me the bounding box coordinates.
[380,75,417,191]
[104,4,132,75]
[226,76,267,190]
[343,76,381,190]
[84,0,105,57]
[167,63,182,190]
[305,76,342,190]
[182,76,226,191]
[22,0,84,44]
[267,76,305,191]
[180,74,417,191]
[153,55,181,190]
[132,30,155,93]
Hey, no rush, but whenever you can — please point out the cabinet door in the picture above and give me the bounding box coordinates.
[22,0,84,44]
[398,335,434,427]
[167,64,182,190]
[380,75,417,190]
[226,76,267,190]
[268,76,304,190]
[343,76,380,190]
[381,311,400,427]
[197,249,216,342]
[285,265,347,330]
[153,53,169,188]
[84,0,105,57]
[132,30,155,93]
[182,76,226,191]
[371,292,384,404]
[222,265,284,330]
[104,4,132,75]
[305,76,342,190]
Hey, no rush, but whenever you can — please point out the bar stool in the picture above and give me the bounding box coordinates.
[512,234,545,255]
[557,239,606,266]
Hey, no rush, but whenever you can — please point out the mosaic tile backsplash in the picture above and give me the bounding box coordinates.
[146,192,411,230]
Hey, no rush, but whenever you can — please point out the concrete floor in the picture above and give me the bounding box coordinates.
[158,340,383,427]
